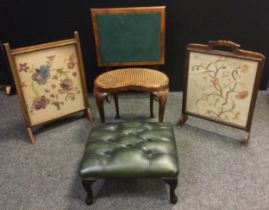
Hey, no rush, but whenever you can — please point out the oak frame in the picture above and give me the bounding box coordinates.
[4,31,93,144]
[91,6,165,67]
[178,40,265,145]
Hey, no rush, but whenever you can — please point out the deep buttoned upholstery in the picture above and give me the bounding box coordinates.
[79,121,179,179]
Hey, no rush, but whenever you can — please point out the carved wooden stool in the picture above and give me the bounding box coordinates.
[94,68,169,123]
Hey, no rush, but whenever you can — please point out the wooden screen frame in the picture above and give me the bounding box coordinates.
[178,40,265,145]
[4,31,93,144]
[91,6,165,67]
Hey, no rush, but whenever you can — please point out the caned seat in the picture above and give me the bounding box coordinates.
[94,68,169,91]
[93,68,169,123]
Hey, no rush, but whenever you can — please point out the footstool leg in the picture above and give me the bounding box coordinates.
[112,93,120,119]
[164,179,178,204]
[81,180,96,205]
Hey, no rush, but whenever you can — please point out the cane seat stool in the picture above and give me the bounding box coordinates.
[94,68,169,123]
[91,6,169,123]
[79,121,179,205]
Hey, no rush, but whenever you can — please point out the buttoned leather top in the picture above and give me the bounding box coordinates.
[79,121,179,179]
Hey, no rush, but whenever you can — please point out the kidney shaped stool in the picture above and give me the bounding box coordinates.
[94,68,169,123]
[79,121,179,205]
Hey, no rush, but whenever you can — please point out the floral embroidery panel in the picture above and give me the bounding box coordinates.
[14,45,85,126]
[186,52,258,127]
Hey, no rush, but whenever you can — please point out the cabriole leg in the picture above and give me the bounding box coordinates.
[164,179,178,204]
[155,89,169,122]
[112,93,120,119]
[150,92,155,118]
[94,88,107,123]
[81,180,96,205]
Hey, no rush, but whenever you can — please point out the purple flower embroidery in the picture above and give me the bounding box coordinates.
[32,95,50,110]
[58,79,73,94]
[32,65,50,85]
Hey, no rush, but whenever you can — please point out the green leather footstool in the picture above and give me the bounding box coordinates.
[79,121,179,205]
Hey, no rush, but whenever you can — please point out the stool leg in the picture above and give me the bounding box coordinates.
[81,180,96,205]
[94,88,106,123]
[112,93,120,119]
[156,89,169,122]
[150,93,155,118]
[163,179,178,204]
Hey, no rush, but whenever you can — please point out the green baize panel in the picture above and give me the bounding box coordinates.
[96,12,161,64]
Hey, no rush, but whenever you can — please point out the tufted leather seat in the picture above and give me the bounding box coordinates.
[79,121,179,205]
[80,121,179,178]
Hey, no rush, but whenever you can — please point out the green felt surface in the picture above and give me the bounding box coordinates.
[96,12,161,64]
